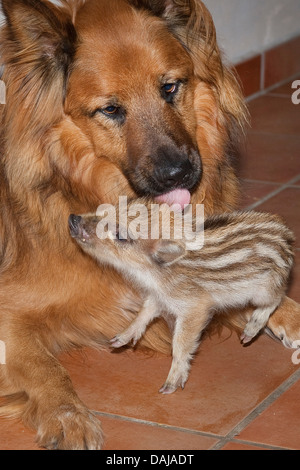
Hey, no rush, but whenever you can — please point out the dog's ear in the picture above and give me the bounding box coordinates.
[151,240,186,266]
[129,0,172,16]
[130,1,248,136]
[1,0,77,76]
[1,0,78,124]
[163,1,248,134]
[129,1,216,56]
[128,1,224,99]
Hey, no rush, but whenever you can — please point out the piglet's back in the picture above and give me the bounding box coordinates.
[181,211,294,292]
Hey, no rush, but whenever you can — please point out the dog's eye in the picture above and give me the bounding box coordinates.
[102,105,118,116]
[95,105,126,124]
[163,83,178,94]
[161,82,180,104]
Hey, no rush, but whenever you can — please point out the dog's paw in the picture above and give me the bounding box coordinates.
[36,404,104,450]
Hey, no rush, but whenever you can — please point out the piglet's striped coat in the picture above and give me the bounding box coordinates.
[71,207,295,394]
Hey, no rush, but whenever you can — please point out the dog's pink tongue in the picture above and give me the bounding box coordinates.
[155,189,191,209]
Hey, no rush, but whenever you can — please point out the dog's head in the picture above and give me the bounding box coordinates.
[1,0,247,209]
[65,0,202,208]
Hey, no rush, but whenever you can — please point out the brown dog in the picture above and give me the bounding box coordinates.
[0,0,299,450]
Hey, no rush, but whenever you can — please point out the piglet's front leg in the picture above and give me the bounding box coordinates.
[110,296,160,348]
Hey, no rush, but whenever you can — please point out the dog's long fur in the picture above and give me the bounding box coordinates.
[0,0,299,450]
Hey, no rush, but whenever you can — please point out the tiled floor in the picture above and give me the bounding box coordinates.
[0,77,299,451]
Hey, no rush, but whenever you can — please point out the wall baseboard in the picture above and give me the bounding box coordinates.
[233,35,300,99]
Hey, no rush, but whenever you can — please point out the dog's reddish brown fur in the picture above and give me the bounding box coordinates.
[0,0,299,450]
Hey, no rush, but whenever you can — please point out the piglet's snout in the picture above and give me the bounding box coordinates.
[68,214,83,238]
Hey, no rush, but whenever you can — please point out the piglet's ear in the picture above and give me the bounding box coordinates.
[152,240,186,266]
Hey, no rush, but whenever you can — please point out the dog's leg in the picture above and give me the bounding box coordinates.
[265,297,300,348]
[110,296,160,348]
[4,323,104,450]
[160,296,213,394]
[224,296,300,349]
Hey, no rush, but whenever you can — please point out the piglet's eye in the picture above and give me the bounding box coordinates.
[116,231,127,242]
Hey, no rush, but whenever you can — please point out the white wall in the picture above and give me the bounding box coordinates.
[204,0,300,64]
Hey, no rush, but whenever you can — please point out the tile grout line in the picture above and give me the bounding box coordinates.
[93,410,223,441]
[210,367,300,450]
[267,93,292,98]
[246,130,300,137]
[246,71,300,103]
[263,71,300,94]
[93,170,300,448]
[225,438,290,451]
[93,367,300,449]
[217,169,300,448]
[241,178,281,186]
[260,51,265,92]
[245,174,300,211]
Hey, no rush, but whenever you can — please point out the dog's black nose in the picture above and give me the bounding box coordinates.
[153,159,194,189]
[68,214,82,236]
